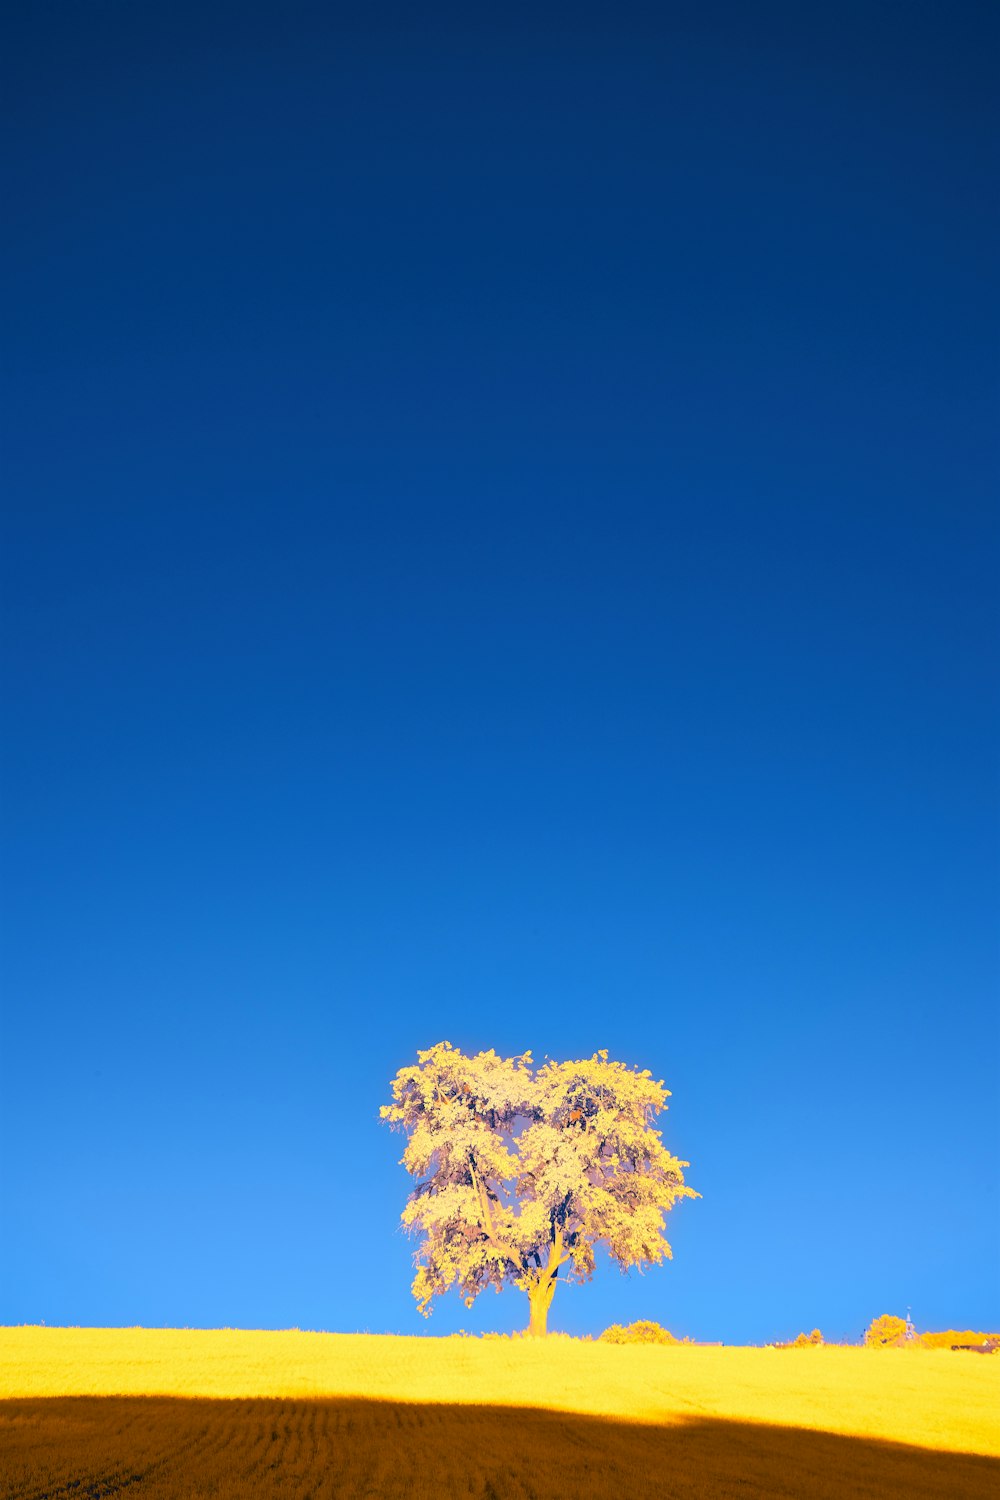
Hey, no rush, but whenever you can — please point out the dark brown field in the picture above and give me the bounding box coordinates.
[2,1395,998,1500]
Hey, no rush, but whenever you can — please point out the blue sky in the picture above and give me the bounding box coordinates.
[1,2,997,1343]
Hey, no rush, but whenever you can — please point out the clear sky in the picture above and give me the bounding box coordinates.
[2,2,997,1344]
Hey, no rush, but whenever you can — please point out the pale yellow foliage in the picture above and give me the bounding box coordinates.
[381,1041,696,1332]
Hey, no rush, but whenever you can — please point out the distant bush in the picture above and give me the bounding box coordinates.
[775,1329,824,1349]
[919,1330,1000,1350]
[865,1314,907,1348]
[599,1320,682,1345]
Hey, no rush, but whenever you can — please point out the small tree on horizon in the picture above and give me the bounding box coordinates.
[865,1313,907,1347]
[381,1041,696,1337]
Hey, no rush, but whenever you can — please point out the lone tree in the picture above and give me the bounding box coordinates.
[381,1040,696,1336]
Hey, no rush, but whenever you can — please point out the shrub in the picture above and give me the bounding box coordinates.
[920,1329,1000,1350]
[779,1329,823,1349]
[599,1320,680,1345]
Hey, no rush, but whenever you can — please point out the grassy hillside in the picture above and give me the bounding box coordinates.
[2,1327,998,1499]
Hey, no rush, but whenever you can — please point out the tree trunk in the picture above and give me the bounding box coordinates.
[526,1275,557,1337]
[525,1227,568,1337]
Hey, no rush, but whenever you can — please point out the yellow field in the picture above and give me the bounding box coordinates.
[2,1327,998,1499]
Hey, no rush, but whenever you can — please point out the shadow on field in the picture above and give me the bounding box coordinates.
[1,1396,996,1500]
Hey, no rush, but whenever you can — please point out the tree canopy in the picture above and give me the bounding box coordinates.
[381,1040,696,1335]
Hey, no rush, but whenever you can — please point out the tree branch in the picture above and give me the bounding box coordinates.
[544,1225,571,1276]
[468,1154,508,1256]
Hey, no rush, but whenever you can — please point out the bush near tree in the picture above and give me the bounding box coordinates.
[599,1320,683,1345]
